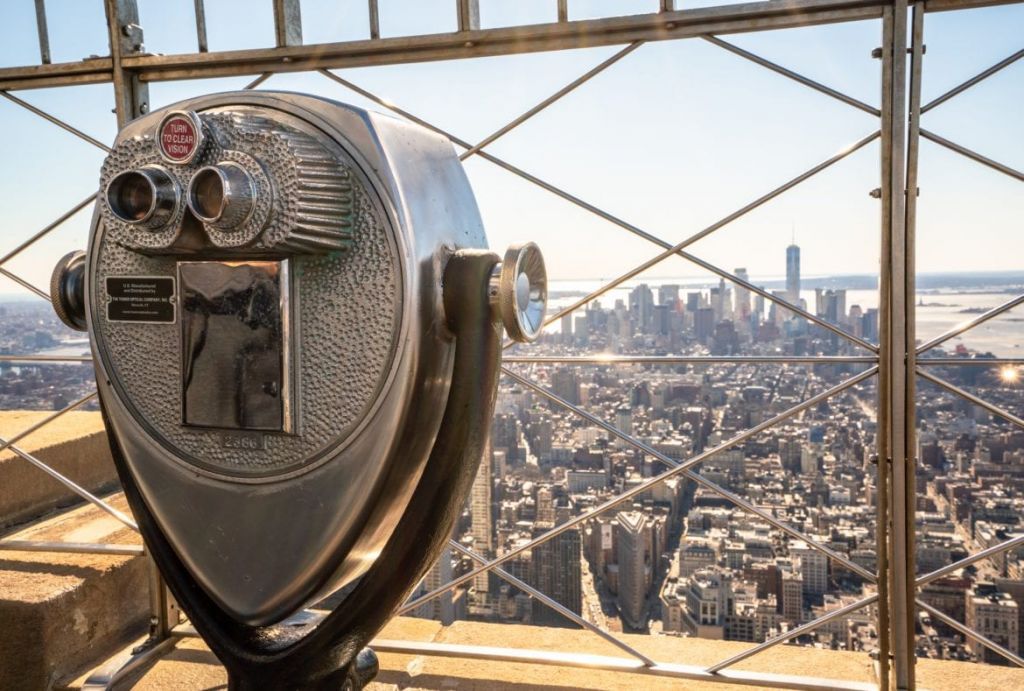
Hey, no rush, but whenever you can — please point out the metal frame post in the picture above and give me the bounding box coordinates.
[104,0,149,123]
[880,2,916,688]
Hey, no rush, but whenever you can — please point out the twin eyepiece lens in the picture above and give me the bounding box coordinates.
[105,166,178,230]
[105,162,257,232]
[187,163,256,229]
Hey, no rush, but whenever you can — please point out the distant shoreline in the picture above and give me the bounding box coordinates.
[1,270,1022,303]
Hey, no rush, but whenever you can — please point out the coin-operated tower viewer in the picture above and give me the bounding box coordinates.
[50,91,547,689]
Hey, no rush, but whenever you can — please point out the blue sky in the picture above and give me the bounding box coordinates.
[0,1,1021,295]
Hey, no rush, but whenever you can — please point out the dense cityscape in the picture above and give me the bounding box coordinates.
[409,243,1024,667]
[1,244,1021,666]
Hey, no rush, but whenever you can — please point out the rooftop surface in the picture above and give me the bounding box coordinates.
[87,616,1022,691]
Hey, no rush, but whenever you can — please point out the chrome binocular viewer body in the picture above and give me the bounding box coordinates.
[51,91,546,689]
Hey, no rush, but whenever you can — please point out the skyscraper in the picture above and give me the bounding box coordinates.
[616,510,650,631]
[734,268,751,321]
[786,242,800,303]
[470,443,494,594]
[530,523,582,627]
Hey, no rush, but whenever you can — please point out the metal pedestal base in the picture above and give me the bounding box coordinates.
[226,647,379,691]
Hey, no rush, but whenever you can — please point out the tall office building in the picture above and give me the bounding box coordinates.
[791,541,828,598]
[658,284,680,311]
[629,284,655,333]
[734,268,751,321]
[470,443,494,594]
[786,242,801,303]
[530,523,583,627]
[552,368,580,406]
[413,546,456,625]
[616,511,650,631]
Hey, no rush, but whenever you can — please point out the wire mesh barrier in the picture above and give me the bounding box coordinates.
[0,1,1021,689]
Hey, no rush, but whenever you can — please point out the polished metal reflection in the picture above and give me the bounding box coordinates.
[179,260,291,433]
[187,162,257,229]
[105,166,180,229]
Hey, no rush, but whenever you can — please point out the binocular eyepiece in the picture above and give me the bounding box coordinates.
[187,163,256,229]
[106,162,257,232]
[105,166,179,229]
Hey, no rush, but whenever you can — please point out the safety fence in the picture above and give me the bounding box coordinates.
[0,1,1021,689]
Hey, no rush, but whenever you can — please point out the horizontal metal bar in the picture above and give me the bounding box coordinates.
[916,534,1024,587]
[706,593,878,673]
[702,35,880,116]
[0,354,91,362]
[447,540,657,666]
[507,365,877,582]
[921,47,1024,113]
[0,268,49,301]
[459,41,643,160]
[0,58,112,92]
[81,634,181,690]
[921,128,1024,183]
[0,91,110,151]
[502,356,879,364]
[916,599,1024,668]
[919,358,1024,366]
[117,0,884,82]
[917,367,1024,431]
[368,639,877,691]
[916,292,1024,354]
[0,540,143,556]
[0,193,96,268]
[401,367,875,615]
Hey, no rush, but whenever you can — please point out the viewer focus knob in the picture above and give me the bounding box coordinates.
[50,250,87,332]
[492,242,547,343]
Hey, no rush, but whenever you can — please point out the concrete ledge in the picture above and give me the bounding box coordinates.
[87,617,1024,690]
[0,411,117,530]
[0,494,148,690]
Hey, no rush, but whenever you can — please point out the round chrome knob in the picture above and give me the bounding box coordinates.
[50,250,87,332]
[493,242,547,343]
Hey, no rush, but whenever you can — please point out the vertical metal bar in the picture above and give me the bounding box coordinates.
[660,0,676,11]
[558,0,569,23]
[104,0,149,125]
[104,0,168,654]
[883,2,914,688]
[904,8,924,689]
[34,0,51,64]
[368,0,380,39]
[273,0,303,47]
[193,0,208,53]
[457,0,480,32]
[876,9,893,690]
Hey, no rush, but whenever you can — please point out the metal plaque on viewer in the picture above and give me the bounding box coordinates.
[106,276,176,324]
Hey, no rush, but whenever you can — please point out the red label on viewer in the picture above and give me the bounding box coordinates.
[160,116,198,161]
